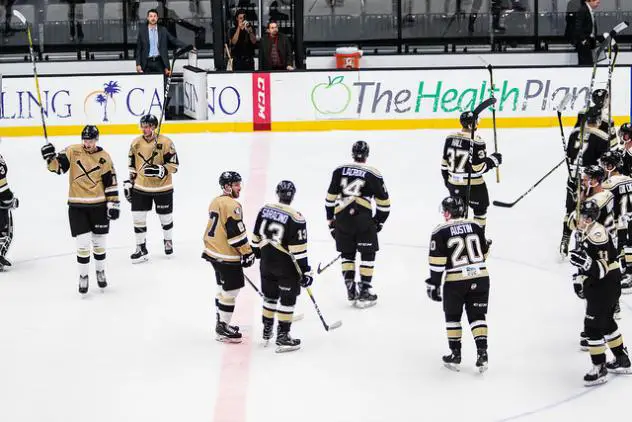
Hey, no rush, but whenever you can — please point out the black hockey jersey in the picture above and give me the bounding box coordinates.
[566,126,610,179]
[574,221,620,285]
[575,110,618,149]
[325,163,390,223]
[621,148,632,177]
[252,203,310,275]
[602,174,632,230]
[428,218,490,286]
[0,154,15,207]
[441,131,496,187]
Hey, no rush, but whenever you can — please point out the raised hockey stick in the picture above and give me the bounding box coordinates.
[492,158,566,208]
[606,43,619,138]
[556,92,573,177]
[486,64,500,184]
[13,10,49,145]
[244,273,304,322]
[466,97,498,217]
[316,253,341,274]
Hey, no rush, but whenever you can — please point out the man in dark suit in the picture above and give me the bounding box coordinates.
[135,8,188,75]
[258,20,294,71]
[574,0,601,66]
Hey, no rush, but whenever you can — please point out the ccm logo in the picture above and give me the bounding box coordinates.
[257,77,266,120]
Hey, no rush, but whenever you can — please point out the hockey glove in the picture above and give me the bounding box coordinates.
[570,249,593,273]
[241,252,255,268]
[487,152,502,168]
[252,246,261,259]
[143,164,167,179]
[425,278,442,302]
[300,272,314,288]
[328,220,336,239]
[375,220,384,233]
[123,180,133,203]
[41,143,56,161]
[106,201,120,220]
[572,273,586,299]
[1,197,18,209]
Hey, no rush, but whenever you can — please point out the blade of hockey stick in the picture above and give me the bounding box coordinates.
[175,44,194,58]
[316,254,341,274]
[327,320,342,330]
[12,10,27,24]
[473,97,497,118]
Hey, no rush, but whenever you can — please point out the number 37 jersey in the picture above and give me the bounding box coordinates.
[202,194,252,264]
[428,218,490,285]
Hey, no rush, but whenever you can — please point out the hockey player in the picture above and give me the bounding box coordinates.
[575,89,617,148]
[426,196,491,373]
[125,114,179,263]
[202,171,255,342]
[600,150,632,293]
[560,107,610,258]
[570,200,631,386]
[40,126,120,294]
[251,180,314,352]
[619,123,632,176]
[325,141,390,308]
[441,111,502,233]
[0,153,19,270]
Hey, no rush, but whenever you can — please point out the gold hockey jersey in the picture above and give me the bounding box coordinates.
[128,135,179,194]
[202,194,252,264]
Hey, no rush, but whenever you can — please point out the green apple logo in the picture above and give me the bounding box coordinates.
[311,76,352,115]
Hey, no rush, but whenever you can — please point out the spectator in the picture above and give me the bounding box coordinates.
[228,9,256,71]
[2,0,16,35]
[135,8,188,76]
[565,0,582,43]
[258,20,294,71]
[574,0,600,66]
[67,0,85,42]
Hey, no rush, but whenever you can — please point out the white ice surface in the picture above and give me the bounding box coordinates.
[0,128,631,422]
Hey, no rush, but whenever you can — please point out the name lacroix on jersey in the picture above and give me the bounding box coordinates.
[428,219,489,284]
[47,144,118,207]
[202,195,252,264]
[128,135,179,194]
[441,132,493,186]
[252,203,309,273]
[325,163,390,222]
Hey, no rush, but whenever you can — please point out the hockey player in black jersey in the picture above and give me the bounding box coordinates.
[570,200,631,386]
[0,154,19,270]
[426,196,490,373]
[252,181,313,352]
[575,89,618,149]
[560,107,611,258]
[325,141,390,308]
[620,123,632,176]
[441,111,502,233]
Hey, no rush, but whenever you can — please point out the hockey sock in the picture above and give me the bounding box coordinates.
[159,213,173,241]
[216,288,239,325]
[341,253,356,282]
[132,211,148,245]
[445,315,462,351]
[605,330,625,355]
[92,233,106,272]
[473,212,487,229]
[625,246,632,269]
[470,319,488,350]
[277,289,296,330]
[263,296,278,326]
[588,338,607,365]
[76,232,91,277]
[359,252,375,289]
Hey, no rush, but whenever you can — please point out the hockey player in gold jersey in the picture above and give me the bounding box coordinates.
[125,114,179,263]
[202,171,255,342]
[40,125,120,294]
[0,153,19,270]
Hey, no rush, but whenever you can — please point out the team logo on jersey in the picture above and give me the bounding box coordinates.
[234,207,241,216]
[311,76,352,115]
[84,80,121,122]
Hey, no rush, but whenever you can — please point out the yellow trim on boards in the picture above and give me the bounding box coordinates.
[0,116,628,137]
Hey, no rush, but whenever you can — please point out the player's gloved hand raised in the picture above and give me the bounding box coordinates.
[41,143,56,161]
[241,252,255,268]
[570,249,593,273]
[425,278,442,302]
[300,272,314,288]
[328,220,336,239]
[489,152,502,167]
[106,201,120,220]
[123,180,133,203]
[143,164,166,178]
[572,273,586,299]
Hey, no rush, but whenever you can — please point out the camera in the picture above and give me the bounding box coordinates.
[244,20,251,28]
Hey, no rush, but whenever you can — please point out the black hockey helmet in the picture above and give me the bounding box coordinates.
[219,171,242,188]
[580,200,600,222]
[276,180,296,204]
[352,141,369,161]
[583,164,606,183]
[460,111,477,129]
[81,125,99,140]
[619,123,632,142]
[585,106,602,125]
[600,149,623,171]
[441,196,465,219]
[592,89,609,108]
[140,114,159,127]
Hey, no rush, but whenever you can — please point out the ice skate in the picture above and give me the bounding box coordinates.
[275,331,301,353]
[0,255,12,269]
[345,279,358,303]
[96,270,107,289]
[355,285,377,309]
[476,349,489,373]
[263,320,274,347]
[164,239,173,256]
[215,321,242,343]
[622,274,632,294]
[584,363,608,386]
[130,243,149,264]
[442,349,461,372]
[78,275,89,295]
[606,348,632,374]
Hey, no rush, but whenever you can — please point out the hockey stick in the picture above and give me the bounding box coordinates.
[606,43,619,143]
[492,158,566,208]
[316,253,341,274]
[12,10,49,145]
[486,64,500,184]
[556,92,573,177]
[244,273,304,322]
[466,97,498,218]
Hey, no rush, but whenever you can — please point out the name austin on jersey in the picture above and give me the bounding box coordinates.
[450,224,474,236]
[261,207,290,224]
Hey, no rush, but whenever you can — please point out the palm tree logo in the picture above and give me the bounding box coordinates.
[84,81,121,122]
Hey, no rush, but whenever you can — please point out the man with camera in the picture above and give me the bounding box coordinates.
[228,9,257,71]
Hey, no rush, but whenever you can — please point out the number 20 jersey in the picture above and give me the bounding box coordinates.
[428,218,490,285]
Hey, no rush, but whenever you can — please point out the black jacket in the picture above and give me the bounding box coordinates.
[573,1,597,47]
[258,33,293,70]
[135,24,187,70]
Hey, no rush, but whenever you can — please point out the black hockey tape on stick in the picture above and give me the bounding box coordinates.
[473,97,497,118]
[493,158,566,208]
[486,64,500,184]
[316,253,341,274]
[175,44,194,58]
